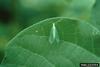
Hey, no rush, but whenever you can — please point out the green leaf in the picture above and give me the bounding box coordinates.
[16,0,95,26]
[2,17,100,67]
[0,64,25,67]
[91,0,100,56]
[60,0,96,21]
[91,0,100,29]
[2,46,55,67]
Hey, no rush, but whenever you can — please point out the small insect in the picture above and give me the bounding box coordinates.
[49,23,60,44]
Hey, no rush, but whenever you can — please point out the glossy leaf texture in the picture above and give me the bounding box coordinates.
[1,17,100,67]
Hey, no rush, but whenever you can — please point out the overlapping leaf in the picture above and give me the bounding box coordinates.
[92,0,100,29]
[1,17,100,67]
[0,64,25,67]
[16,0,95,26]
[60,0,96,20]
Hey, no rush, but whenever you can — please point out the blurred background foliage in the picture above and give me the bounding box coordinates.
[0,0,99,62]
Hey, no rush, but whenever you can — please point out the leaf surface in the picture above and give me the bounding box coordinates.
[2,17,100,67]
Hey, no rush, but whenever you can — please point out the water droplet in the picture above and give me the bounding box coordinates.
[49,23,60,44]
